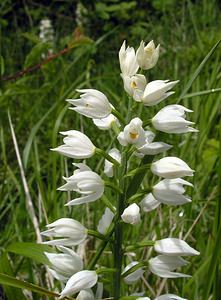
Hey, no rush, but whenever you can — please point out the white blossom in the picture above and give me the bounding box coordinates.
[151,157,194,179]
[149,255,190,278]
[76,289,95,300]
[136,40,160,70]
[58,163,104,205]
[152,105,198,133]
[104,148,121,177]
[152,178,193,205]
[137,130,172,156]
[122,261,144,284]
[140,193,160,212]
[155,294,187,300]
[44,246,83,281]
[67,89,112,119]
[141,80,179,106]
[59,270,98,299]
[117,117,146,147]
[41,218,87,246]
[154,238,200,256]
[121,203,141,225]
[51,130,95,159]
[93,114,118,130]
[97,207,115,234]
[119,41,139,76]
[121,74,147,101]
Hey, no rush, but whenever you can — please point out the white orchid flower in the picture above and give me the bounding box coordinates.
[67,89,112,119]
[119,41,139,76]
[104,148,121,177]
[136,40,160,70]
[152,104,198,133]
[154,238,200,256]
[141,80,179,106]
[58,163,104,205]
[122,261,144,284]
[152,178,193,205]
[59,270,98,299]
[151,157,194,179]
[51,130,95,159]
[149,255,190,278]
[41,218,87,246]
[121,203,141,225]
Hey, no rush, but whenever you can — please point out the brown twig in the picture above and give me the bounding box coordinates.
[1,47,70,82]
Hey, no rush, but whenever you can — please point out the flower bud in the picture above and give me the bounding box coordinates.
[59,270,98,299]
[154,238,200,256]
[121,203,141,225]
[51,130,95,159]
[151,157,194,179]
[122,261,144,284]
[76,289,95,300]
[119,41,139,76]
[104,148,121,177]
[97,207,115,234]
[140,193,160,212]
[136,40,160,70]
[93,114,118,130]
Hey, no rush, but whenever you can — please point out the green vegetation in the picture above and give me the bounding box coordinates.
[0,0,221,299]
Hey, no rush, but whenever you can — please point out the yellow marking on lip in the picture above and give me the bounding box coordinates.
[130,81,137,89]
[129,132,138,139]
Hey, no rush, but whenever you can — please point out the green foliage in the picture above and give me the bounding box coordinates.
[0,0,221,299]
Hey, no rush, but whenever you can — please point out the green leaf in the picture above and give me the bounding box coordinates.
[0,272,58,297]
[178,39,221,101]
[6,242,55,265]
[0,55,4,76]
[0,254,26,300]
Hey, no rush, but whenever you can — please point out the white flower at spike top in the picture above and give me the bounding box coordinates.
[67,89,112,119]
[155,295,187,300]
[44,246,83,281]
[137,130,172,156]
[104,148,121,177]
[154,238,200,256]
[117,117,146,147]
[151,157,194,179]
[41,218,87,246]
[149,255,190,278]
[59,270,98,299]
[152,105,198,134]
[122,261,144,284]
[51,130,95,159]
[97,207,115,234]
[121,203,141,225]
[119,41,139,76]
[152,178,193,205]
[58,163,104,205]
[93,114,118,130]
[76,289,95,300]
[141,80,179,106]
[139,193,160,212]
[121,74,147,102]
[136,40,160,70]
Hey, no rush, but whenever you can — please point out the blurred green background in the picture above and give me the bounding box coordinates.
[0,0,221,299]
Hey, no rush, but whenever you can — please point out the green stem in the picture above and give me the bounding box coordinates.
[87,229,109,241]
[96,148,120,166]
[105,181,123,194]
[101,194,116,213]
[112,109,126,125]
[113,152,127,300]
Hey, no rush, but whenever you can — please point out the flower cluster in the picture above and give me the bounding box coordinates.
[41,39,199,299]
